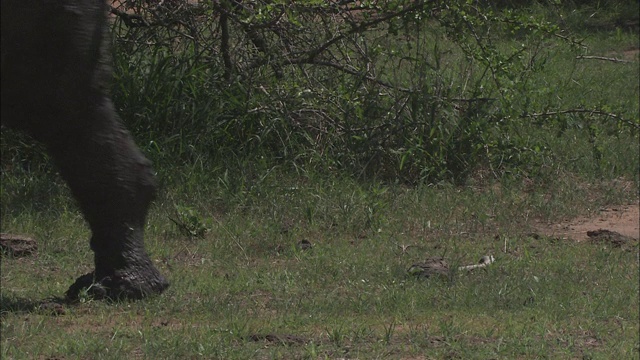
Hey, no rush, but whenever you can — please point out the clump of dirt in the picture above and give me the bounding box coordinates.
[408,257,450,278]
[0,233,37,257]
[536,204,639,242]
[586,229,635,248]
[246,333,308,346]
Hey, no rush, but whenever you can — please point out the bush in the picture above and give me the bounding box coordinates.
[3,0,639,186]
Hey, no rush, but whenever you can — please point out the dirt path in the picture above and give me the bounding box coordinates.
[537,204,639,241]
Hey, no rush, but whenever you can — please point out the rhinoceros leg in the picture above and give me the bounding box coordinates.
[1,0,168,299]
[52,106,169,300]
[57,111,170,300]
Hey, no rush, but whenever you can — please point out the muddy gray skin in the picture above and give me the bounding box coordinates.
[1,0,169,300]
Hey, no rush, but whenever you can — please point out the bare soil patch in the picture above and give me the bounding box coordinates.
[536,204,639,242]
[622,48,639,61]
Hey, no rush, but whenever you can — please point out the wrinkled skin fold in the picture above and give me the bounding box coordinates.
[1,0,169,300]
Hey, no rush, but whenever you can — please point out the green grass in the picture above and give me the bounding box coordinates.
[1,3,639,359]
[2,169,638,359]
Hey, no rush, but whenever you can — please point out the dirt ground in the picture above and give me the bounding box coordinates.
[536,204,639,242]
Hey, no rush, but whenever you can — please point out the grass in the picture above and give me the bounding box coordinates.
[2,169,638,359]
[1,3,639,359]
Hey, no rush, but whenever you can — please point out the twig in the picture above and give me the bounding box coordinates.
[110,7,149,27]
[576,55,632,63]
[458,255,495,271]
[553,33,586,49]
[287,59,411,91]
[524,109,640,130]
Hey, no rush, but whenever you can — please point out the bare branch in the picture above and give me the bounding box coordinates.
[110,6,149,27]
[525,109,640,130]
[576,55,632,63]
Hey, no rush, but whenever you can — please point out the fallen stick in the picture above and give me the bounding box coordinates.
[576,55,632,63]
[458,255,495,271]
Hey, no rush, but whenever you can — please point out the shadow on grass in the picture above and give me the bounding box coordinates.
[0,294,68,317]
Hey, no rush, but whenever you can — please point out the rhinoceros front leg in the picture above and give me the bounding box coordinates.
[45,104,169,300]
